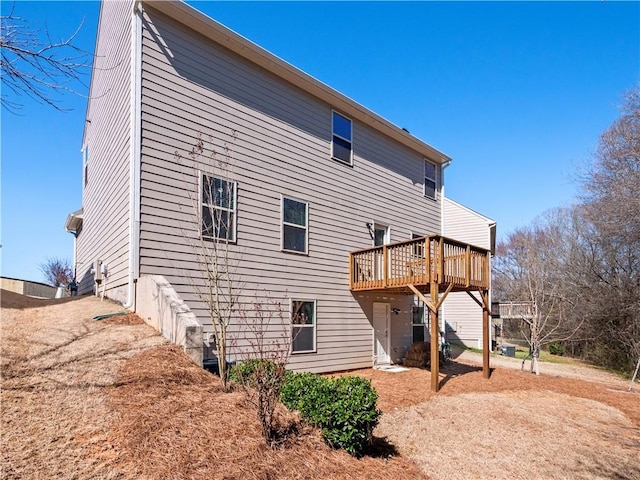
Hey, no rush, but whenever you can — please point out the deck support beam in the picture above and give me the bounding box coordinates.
[482,290,491,379]
[430,282,440,392]
[408,283,454,392]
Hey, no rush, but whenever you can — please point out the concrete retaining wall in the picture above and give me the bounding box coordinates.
[135,275,203,366]
[1,277,57,298]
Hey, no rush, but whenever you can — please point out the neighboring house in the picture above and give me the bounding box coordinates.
[66,0,494,389]
[441,198,496,349]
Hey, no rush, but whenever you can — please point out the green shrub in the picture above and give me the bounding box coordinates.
[281,373,380,456]
[548,341,565,356]
[229,358,263,385]
[229,358,280,387]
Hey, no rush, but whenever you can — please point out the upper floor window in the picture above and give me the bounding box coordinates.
[424,160,437,199]
[282,197,308,254]
[201,174,237,242]
[332,111,352,165]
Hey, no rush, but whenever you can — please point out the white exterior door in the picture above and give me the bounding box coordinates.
[373,302,391,365]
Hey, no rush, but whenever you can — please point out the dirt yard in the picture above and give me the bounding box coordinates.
[2,290,639,479]
[353,365,640,479]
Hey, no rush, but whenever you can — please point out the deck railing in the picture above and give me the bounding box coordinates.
[494,302,535,319]
[349,235,490,292]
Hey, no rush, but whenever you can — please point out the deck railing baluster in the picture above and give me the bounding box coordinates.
[349,235,489,292]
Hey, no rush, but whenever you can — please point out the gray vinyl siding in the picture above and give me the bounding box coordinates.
[442,198,494,348]
[137,7,442,372]
[75,0,133,302]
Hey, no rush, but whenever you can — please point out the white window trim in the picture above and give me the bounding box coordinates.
[424,159,437,200]
[290,298,317,354]
[371,222,390,247]
[411,305,426,343]
[281,195,309,255]
[200,171,238,243]
[331,110,353,166]
[410,232,425,256]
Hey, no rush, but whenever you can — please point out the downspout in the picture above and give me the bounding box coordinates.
[488,221,496,350]
[439,159,452,235]
[439,159,452,342]
[73,232,79,281]
[124,0,143,309]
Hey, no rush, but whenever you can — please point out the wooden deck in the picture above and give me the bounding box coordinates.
[350,235,492,392]
[349,235,490,294]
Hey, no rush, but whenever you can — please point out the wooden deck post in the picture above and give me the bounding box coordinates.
[383,245,388,288]
[482,290,490,379]
[466,289,491,380]
[465,245,471,287]
[348,253,353,290]
[407,283,450,393]
[425,238,431,283]
[438,237,444,283]
[430,281,440,392]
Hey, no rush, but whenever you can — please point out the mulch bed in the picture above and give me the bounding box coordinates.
[107,345,430,480]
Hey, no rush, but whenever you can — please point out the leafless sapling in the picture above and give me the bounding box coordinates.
[175,130,240,390]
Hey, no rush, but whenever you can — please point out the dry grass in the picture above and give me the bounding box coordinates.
[3,290,639,480]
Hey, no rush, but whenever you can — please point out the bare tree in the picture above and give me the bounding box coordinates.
[1,4,91,112]
[175,131,240,390]
[39,257,73,287]
[494,86,640,374]
[493,211,585,374]
[578,85,640,372]
[232,293,293,445]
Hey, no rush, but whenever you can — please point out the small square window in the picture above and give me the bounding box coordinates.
[282,197,308,254]
[332,111,352,165]
[291,299,316,353]
[201,174,237,242]
[424,160,437,199]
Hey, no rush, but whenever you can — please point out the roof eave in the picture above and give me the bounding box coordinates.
[65,208,84,233]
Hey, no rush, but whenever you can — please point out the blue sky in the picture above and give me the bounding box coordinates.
[2,1,639,284]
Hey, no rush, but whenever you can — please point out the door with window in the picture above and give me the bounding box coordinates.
[373,302,391,365]
[373,224,389,282]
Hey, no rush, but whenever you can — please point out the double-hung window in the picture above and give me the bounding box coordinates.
[332,111,352,165]
[424,160,437,199]
[291,299,316,353]
[201,174,237,242]
[282,197,308,254]
[412,305,426,343]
